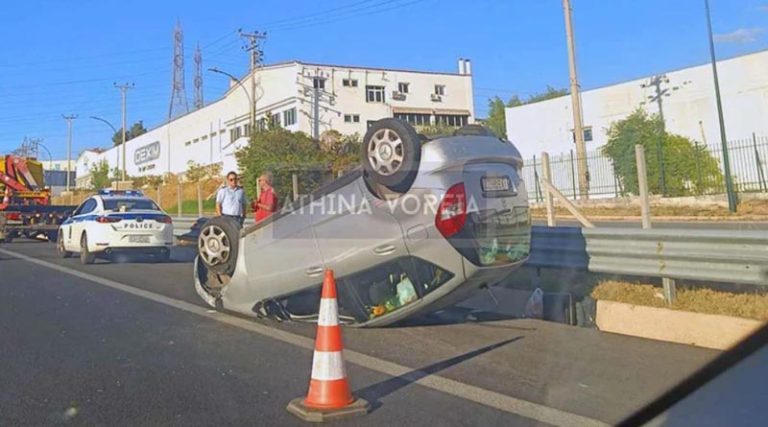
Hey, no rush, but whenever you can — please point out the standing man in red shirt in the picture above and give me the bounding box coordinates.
[252,171,278,222]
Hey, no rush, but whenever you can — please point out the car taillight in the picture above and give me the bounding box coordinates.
[155,215,173,224]
[96,216,122,223]
[435,183,467,238]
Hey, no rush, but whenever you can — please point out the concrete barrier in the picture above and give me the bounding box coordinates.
[596,300,765,350]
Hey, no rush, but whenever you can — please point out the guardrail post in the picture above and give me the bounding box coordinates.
[197,182,203,217]
[541,152,556,227]
[635,144,652,229]
[156,186,162,208]
[177,183,182,218]
[292,173,299,202]
[662,277,677,304]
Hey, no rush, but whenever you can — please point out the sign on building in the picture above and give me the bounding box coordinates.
[134,141,161,165]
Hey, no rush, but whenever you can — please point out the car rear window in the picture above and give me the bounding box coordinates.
[103,198,161,212]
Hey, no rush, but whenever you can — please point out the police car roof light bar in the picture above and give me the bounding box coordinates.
[97,189,144,197]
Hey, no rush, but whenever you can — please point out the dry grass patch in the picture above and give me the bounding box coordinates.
[591,280,768,321]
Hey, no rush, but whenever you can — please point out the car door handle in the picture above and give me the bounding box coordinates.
[305,266,324,276]
[374,244,396,255]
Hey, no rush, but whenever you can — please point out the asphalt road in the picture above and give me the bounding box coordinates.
[0,240,720,426]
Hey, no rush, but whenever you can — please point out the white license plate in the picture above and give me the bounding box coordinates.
[129,235,150,244]
[481,176,511,192]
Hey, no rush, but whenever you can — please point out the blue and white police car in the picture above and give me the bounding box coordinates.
[56,190,174,264]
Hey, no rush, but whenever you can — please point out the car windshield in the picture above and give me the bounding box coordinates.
[103,198,160,212]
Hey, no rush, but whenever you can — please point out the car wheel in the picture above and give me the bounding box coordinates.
[57,231,72,258]
[198,216,240,276]
[362,118,422,194]
[80,233,95,265]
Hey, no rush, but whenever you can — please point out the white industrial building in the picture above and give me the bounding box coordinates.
[506,49,768,199]
[506,49,768,158]
[76,59,475,187]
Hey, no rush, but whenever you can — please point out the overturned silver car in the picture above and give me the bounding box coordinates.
[194,119,531,326]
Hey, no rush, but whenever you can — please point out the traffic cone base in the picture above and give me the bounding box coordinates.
[287,270,370,422]
[287,396,370,423]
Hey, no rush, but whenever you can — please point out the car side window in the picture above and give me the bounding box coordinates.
[79,199,97,215]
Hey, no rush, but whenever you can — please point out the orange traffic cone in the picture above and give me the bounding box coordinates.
[287,270,370,422]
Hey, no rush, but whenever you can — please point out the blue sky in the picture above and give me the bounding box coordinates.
[1,0,767,159]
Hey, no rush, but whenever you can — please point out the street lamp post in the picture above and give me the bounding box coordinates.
[209,67,254,132]
[704,0,737,212]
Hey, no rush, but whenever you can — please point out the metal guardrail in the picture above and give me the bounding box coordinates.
[526,226,768,287]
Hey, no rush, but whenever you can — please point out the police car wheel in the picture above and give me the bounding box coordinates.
[57,231,72,258]
[80,233,95,265]
[198,216,239,276]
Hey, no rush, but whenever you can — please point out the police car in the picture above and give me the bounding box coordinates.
[56,190,174,264]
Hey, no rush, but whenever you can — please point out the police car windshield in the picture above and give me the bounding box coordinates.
[103,198,160,212]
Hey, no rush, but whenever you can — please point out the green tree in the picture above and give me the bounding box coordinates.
[185,161,207,182]
[485,97,508,139]
[112,121,148,146]
[602,109,723,196]
[90,160,111,190]
[236,129,327,201]
[525,85,568,104]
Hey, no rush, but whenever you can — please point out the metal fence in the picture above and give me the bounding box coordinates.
[523,134,768,201]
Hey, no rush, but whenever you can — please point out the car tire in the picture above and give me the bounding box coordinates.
[197,216,240,276]
[57,231,72,258]
[361,118,421,193]
[80,233,95,265]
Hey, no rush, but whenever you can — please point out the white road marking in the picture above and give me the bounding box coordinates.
[0,248,608,427]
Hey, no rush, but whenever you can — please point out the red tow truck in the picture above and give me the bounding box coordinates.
[0,155,76,243]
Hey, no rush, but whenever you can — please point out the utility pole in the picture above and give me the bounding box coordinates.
[641,74,670,195]
[311,72,327,140]
[62,114,78,192]
[562,0,589,199]
[239,30,266,133]
[704,0,737,212]
[114,82,134,181]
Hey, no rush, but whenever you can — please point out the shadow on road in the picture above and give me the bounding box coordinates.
[355,336,523,412]
[97,246,198,264]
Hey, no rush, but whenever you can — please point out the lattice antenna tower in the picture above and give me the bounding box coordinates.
[168,20,189,119]
[193,43,204,110]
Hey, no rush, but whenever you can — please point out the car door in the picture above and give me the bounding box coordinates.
[68,198,97,250]
[311,178,409,279]
[232,201,325,306]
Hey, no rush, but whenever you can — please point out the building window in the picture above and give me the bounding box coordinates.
[313,77,325,90]
[202,134,208,140]
[243,123,252,137]
[367,120,377,129]
[256,118,267,132]
[571,126,594,143]
[366,85,385,103]
[435,114,468,127]
[398,82,410,94]
[229,126,242,141]
[434,85,445,96]
[185,141,192,146]
[271,113,282,128]
[344,114,360,123]
[283,108,297,126]
[394,113,431,126]
[342,79,358,87]
[193,138,200,143]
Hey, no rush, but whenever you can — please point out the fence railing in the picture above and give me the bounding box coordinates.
[523,134,768,201]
